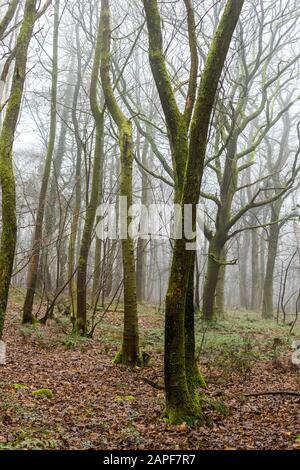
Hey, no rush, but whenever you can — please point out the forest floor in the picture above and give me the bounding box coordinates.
[0,291,300,450]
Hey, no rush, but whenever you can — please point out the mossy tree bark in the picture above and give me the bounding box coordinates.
[0,0,39,337]
[100,0,140,366]
[144,0,200,422]
[144,0,245,423]
[22,0,60,324]
[185,252,207,396]
[75,6,105,336]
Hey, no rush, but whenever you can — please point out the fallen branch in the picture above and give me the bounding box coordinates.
[142,377,165,390]
[244,390,300,397]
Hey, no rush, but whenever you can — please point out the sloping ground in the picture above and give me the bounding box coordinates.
[0,300,300,450]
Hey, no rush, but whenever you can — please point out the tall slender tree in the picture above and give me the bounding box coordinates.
[0,0,43,338]
[75,3,105,335]
[100,0,141,366]
[23,0,60,323]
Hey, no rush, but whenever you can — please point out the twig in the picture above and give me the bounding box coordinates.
[244,390,300,397]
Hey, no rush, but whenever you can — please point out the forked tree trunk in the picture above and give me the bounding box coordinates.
[144,0,244,423]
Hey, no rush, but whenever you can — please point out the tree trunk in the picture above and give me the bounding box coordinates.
[23,0,60,324]
[262,219,280,319]
[114,125,140,365]
[251,228,260,310]
[185,255,206,399]
[239,231,250,309]
[144,0,244,423]
[92,237,102,307]
[68,24,83,320]
[136,237,146,302]
[136,139,150,302]
[43,59,75,295]
[100,0,140,365]
[76,117,104,334]
[0,0,38,337]
[202,239,223,321]
[215,248,226,317]
[75,8,105,334]
[0,0,19,41]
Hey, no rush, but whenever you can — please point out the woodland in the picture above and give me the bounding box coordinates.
[0,0,300,452]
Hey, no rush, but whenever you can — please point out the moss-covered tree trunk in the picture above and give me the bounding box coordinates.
[100,0,140,366]
[185,255,206,398]
[144,0,244,423]
[75,7,105,335]
[23,0,60,324]
[0,0,38,337]
[116,123,140,365]
[144,0,198,423]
